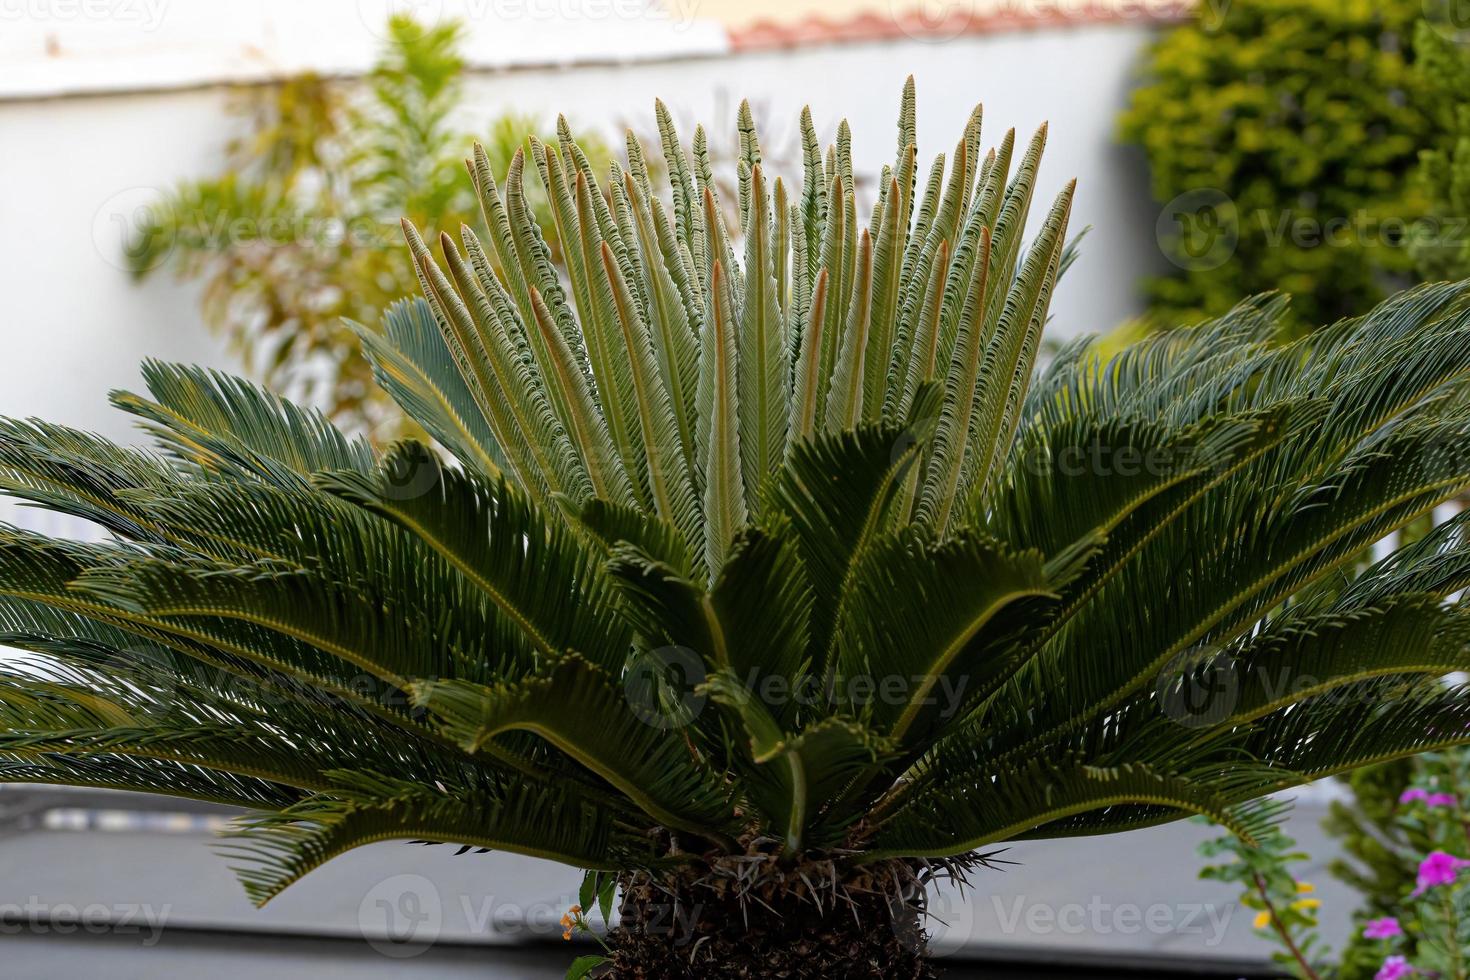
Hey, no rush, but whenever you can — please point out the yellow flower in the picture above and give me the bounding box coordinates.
[1254,911,1272,929]
[1291,898,1322,911]
[1296,882,1315,894]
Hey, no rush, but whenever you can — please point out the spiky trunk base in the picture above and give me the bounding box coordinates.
[603,858,940,979]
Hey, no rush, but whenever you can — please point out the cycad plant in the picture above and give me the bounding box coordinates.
[6,82,1470,977]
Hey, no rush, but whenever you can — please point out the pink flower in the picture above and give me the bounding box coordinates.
[1427,793,1459,808]
[1400,788,1429,804]
[1413,850,1470,896]
[1375,955,1413,980]
[1363,917,1403,940]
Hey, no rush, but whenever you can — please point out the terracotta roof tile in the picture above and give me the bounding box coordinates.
[729,2,1194,51]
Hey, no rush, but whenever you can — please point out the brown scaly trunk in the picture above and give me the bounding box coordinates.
[601,857,941,979]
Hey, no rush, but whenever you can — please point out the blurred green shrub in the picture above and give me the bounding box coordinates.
[129,15,607,437]
[1119,0,1435,333]
[1410,20,1470,282]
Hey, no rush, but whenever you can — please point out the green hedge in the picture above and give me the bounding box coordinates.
[1120,0,1435,332]
[1411,19,1470,282]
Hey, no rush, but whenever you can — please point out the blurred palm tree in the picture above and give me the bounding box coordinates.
[128,14,608,439]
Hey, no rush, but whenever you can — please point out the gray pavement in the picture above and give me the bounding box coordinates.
[0,791,1355,976]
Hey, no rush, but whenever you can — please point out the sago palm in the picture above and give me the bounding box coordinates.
[4,82,1470,977]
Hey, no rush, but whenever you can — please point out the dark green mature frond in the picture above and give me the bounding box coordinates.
[73,558,444,691]
[222,770,628,906]
[318,441,631,670]
[0,753,302,811]
[0,530,436,730]
[706,527,813,715]
[573,497,695,575]
[409,654,737,842]
[984,411,1280,559]
[1238,678,1470,780]
[112,360,376,484]
[833,528,1055,746]
[867,758,1282,861]
[1335,508,1470,605]
[0,418,184,544]
[3,82,1470,910]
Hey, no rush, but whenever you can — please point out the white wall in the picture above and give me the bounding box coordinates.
[0,89,240,442]
[0,24,1166,456]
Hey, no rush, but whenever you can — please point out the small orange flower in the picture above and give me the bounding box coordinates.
[561,904,585,941]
